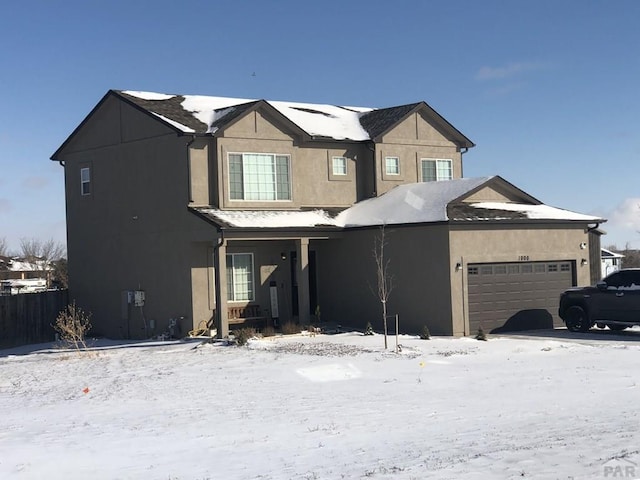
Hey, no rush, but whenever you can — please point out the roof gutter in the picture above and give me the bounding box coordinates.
[586,222,602,233]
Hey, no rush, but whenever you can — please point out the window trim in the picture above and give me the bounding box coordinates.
[226,253,255,302]
[228,152,292,202]
[80,167,91,196]
[420,158,453,182]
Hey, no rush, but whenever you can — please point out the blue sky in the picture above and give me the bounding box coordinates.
[1,0,639,253]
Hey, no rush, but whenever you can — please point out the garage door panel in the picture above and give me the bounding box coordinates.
[468,261,573,334]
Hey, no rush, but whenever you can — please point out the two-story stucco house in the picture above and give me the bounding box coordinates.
[51,90,605,338]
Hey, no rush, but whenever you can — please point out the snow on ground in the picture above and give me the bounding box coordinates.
[2,329,640,479]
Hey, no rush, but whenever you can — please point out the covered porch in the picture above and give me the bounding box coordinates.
[189,206,340,338]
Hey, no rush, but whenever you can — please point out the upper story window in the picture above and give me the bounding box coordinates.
[421,158,452,182]
[229,153,291,201]
[385,157,400,175]
[332,156,347,176]
[226,253,254,302]
[80,167,91,195]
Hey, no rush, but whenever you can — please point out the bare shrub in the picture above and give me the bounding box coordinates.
[261,325,276,337]
[281,322,301,335]
[234,327,256,346]
[419,325,431,340]
[54,302,92,350]
[476,326,487,341]
[364,322,374,335]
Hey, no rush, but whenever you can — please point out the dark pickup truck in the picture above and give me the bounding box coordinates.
[559,268,640,332]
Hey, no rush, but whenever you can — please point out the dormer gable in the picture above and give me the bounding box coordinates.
[360,102,474,149]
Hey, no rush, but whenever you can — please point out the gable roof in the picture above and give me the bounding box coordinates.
[359,102,475,147]
[107,90,473,145]
[601,248,624,259]
[339,177,603,227]
[337,177,492,227]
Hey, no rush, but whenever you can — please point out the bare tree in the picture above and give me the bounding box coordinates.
[20,238,66,262]
[373,225,394,349]
[0,237,7,257]
[19,238,66,286]
[622,242,640,268]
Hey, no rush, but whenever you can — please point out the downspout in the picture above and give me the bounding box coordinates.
[460,146,468,178]
[367,141,377,197]
[212,228,225,337]
[185,135,196,203]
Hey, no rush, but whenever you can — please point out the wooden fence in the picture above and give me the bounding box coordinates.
[0,290,68,349]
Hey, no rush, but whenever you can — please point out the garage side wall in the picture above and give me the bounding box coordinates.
[317,225,454,335]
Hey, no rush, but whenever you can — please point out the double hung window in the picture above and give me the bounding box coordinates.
[80,167,91,195]
[385,157,400,175]
[332,156,347,176]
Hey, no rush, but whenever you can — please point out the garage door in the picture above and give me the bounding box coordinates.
[467,261,574,334]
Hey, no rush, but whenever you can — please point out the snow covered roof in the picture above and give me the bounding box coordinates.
[337,177,492,227]
[601,248,624,258]
[192,177,604,230]
[193,208,338,229]
[450,202,603,223]
[1,259,52,272]
[116,90,474,145]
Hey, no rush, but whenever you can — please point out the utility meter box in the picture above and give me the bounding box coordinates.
[134,290,145,307]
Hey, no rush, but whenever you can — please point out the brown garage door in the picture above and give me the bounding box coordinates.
[467,261,575,334]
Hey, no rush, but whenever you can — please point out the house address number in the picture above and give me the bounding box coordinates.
[518,255,530,261]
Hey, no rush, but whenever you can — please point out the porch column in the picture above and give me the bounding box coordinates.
[213,239,229,338]
[296,238,311,325]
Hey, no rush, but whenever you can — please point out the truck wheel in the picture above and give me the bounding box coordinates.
[565,306,591,332]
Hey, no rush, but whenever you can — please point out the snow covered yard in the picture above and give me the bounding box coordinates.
[2,330,640,479]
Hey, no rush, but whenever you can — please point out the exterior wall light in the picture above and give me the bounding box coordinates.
[455,262,462,271]
[281,252,287,261]
[581,259,588,266]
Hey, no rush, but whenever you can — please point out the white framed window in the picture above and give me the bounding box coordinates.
[226,253,254,302]
[421,158,452,182]
[80,167,91,196]
[385,156,400,175]
[229,153,291,201]
[332,156,347,176]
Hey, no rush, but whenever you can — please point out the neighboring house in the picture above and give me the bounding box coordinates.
[0,256,51,294]
[51,90,605,337]
[601,248,624,278]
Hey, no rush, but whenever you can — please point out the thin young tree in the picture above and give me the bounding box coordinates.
[373,225,394,349]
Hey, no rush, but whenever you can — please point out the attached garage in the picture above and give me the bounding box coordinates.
[467,261,576,333]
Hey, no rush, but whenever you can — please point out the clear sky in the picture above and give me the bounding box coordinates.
[1,0,639,253]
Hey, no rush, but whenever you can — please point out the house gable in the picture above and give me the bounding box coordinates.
[52,92,182,160]
[456,180,540,205]
[362,102,474,148]
[381,111,454,146]
[218,103,305,142]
